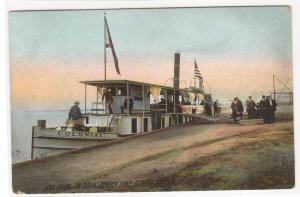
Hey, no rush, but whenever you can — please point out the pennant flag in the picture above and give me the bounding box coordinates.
[105,16,121,75]
[194,59,201,78]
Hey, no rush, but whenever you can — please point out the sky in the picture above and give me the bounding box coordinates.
[9,6,293,110]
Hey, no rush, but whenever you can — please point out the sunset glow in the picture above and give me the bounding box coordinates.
[10,7,293,109]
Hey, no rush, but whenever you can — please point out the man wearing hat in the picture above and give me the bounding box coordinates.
[231,97,239,123]
[246,96,257,119]
[259,95,266,119]
[69,100,82,120]
[264,95,277,123]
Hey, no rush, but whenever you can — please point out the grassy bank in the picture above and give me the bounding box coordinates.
[69,121,294,192]
[13,120,294,193]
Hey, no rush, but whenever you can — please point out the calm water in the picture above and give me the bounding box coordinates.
[11,110,69,164]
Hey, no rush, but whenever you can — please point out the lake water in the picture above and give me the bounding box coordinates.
[11,110,69,164]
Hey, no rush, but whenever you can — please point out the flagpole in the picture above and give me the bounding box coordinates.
[194,58,196,87]
[104,13,107,80]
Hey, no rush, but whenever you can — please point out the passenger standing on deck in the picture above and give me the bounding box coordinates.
[102,88,114,114]
[69,101,82,120]
[121,97,134,114]
[68,101,83,130]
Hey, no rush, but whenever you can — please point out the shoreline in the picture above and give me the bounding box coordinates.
[12,117,294,193]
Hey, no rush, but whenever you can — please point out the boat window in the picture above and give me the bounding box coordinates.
[117,87,127,96]
[130,85,142,97]
[107,87,116,96]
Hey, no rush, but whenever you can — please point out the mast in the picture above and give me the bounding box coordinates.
[104,13,107,80]
[193,58,196,87]
[273,74,276,100]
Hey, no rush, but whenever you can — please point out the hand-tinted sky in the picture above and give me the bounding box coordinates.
[9,6,293,109]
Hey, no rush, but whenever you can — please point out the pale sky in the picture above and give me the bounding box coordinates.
[9,6,293,110]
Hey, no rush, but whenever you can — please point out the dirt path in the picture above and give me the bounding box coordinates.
[12,121,294,193]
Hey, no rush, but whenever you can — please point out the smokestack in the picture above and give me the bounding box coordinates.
[173,53,180,89]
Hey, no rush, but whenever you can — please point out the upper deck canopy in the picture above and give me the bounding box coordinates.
[80,80,177,90]
[80,80,205,95]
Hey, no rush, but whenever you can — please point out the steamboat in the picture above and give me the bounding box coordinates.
[31,16,216,159]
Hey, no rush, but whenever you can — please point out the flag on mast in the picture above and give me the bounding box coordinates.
[194,59,201,78]
[104,16,121,75]
[194,59,204,88]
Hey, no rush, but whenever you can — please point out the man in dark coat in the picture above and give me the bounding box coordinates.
[213,99,219,117]
[68,101,83,130]
[204,97,213,116]
[246,96,257,119]
[121,97,134,114]
[102,88,114,114]
[236,97,244,118]
[270,97,277,123]
[259,95,266,119]
[231,97,239,123]
[265,96,277,123]
[69,101,82,120]
[201,95,212,116]
[263,96,272,123]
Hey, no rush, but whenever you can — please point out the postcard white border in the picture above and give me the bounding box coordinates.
[5,0,298,11]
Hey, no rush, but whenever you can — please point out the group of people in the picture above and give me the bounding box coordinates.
[231,95,277,124]
[68,87,134,119]
[230,97,244,123]
[256,95,277,123]
[102,88,135,114]
[200,95,220,117]
[68,89,277,127]
[200,95,213,116]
